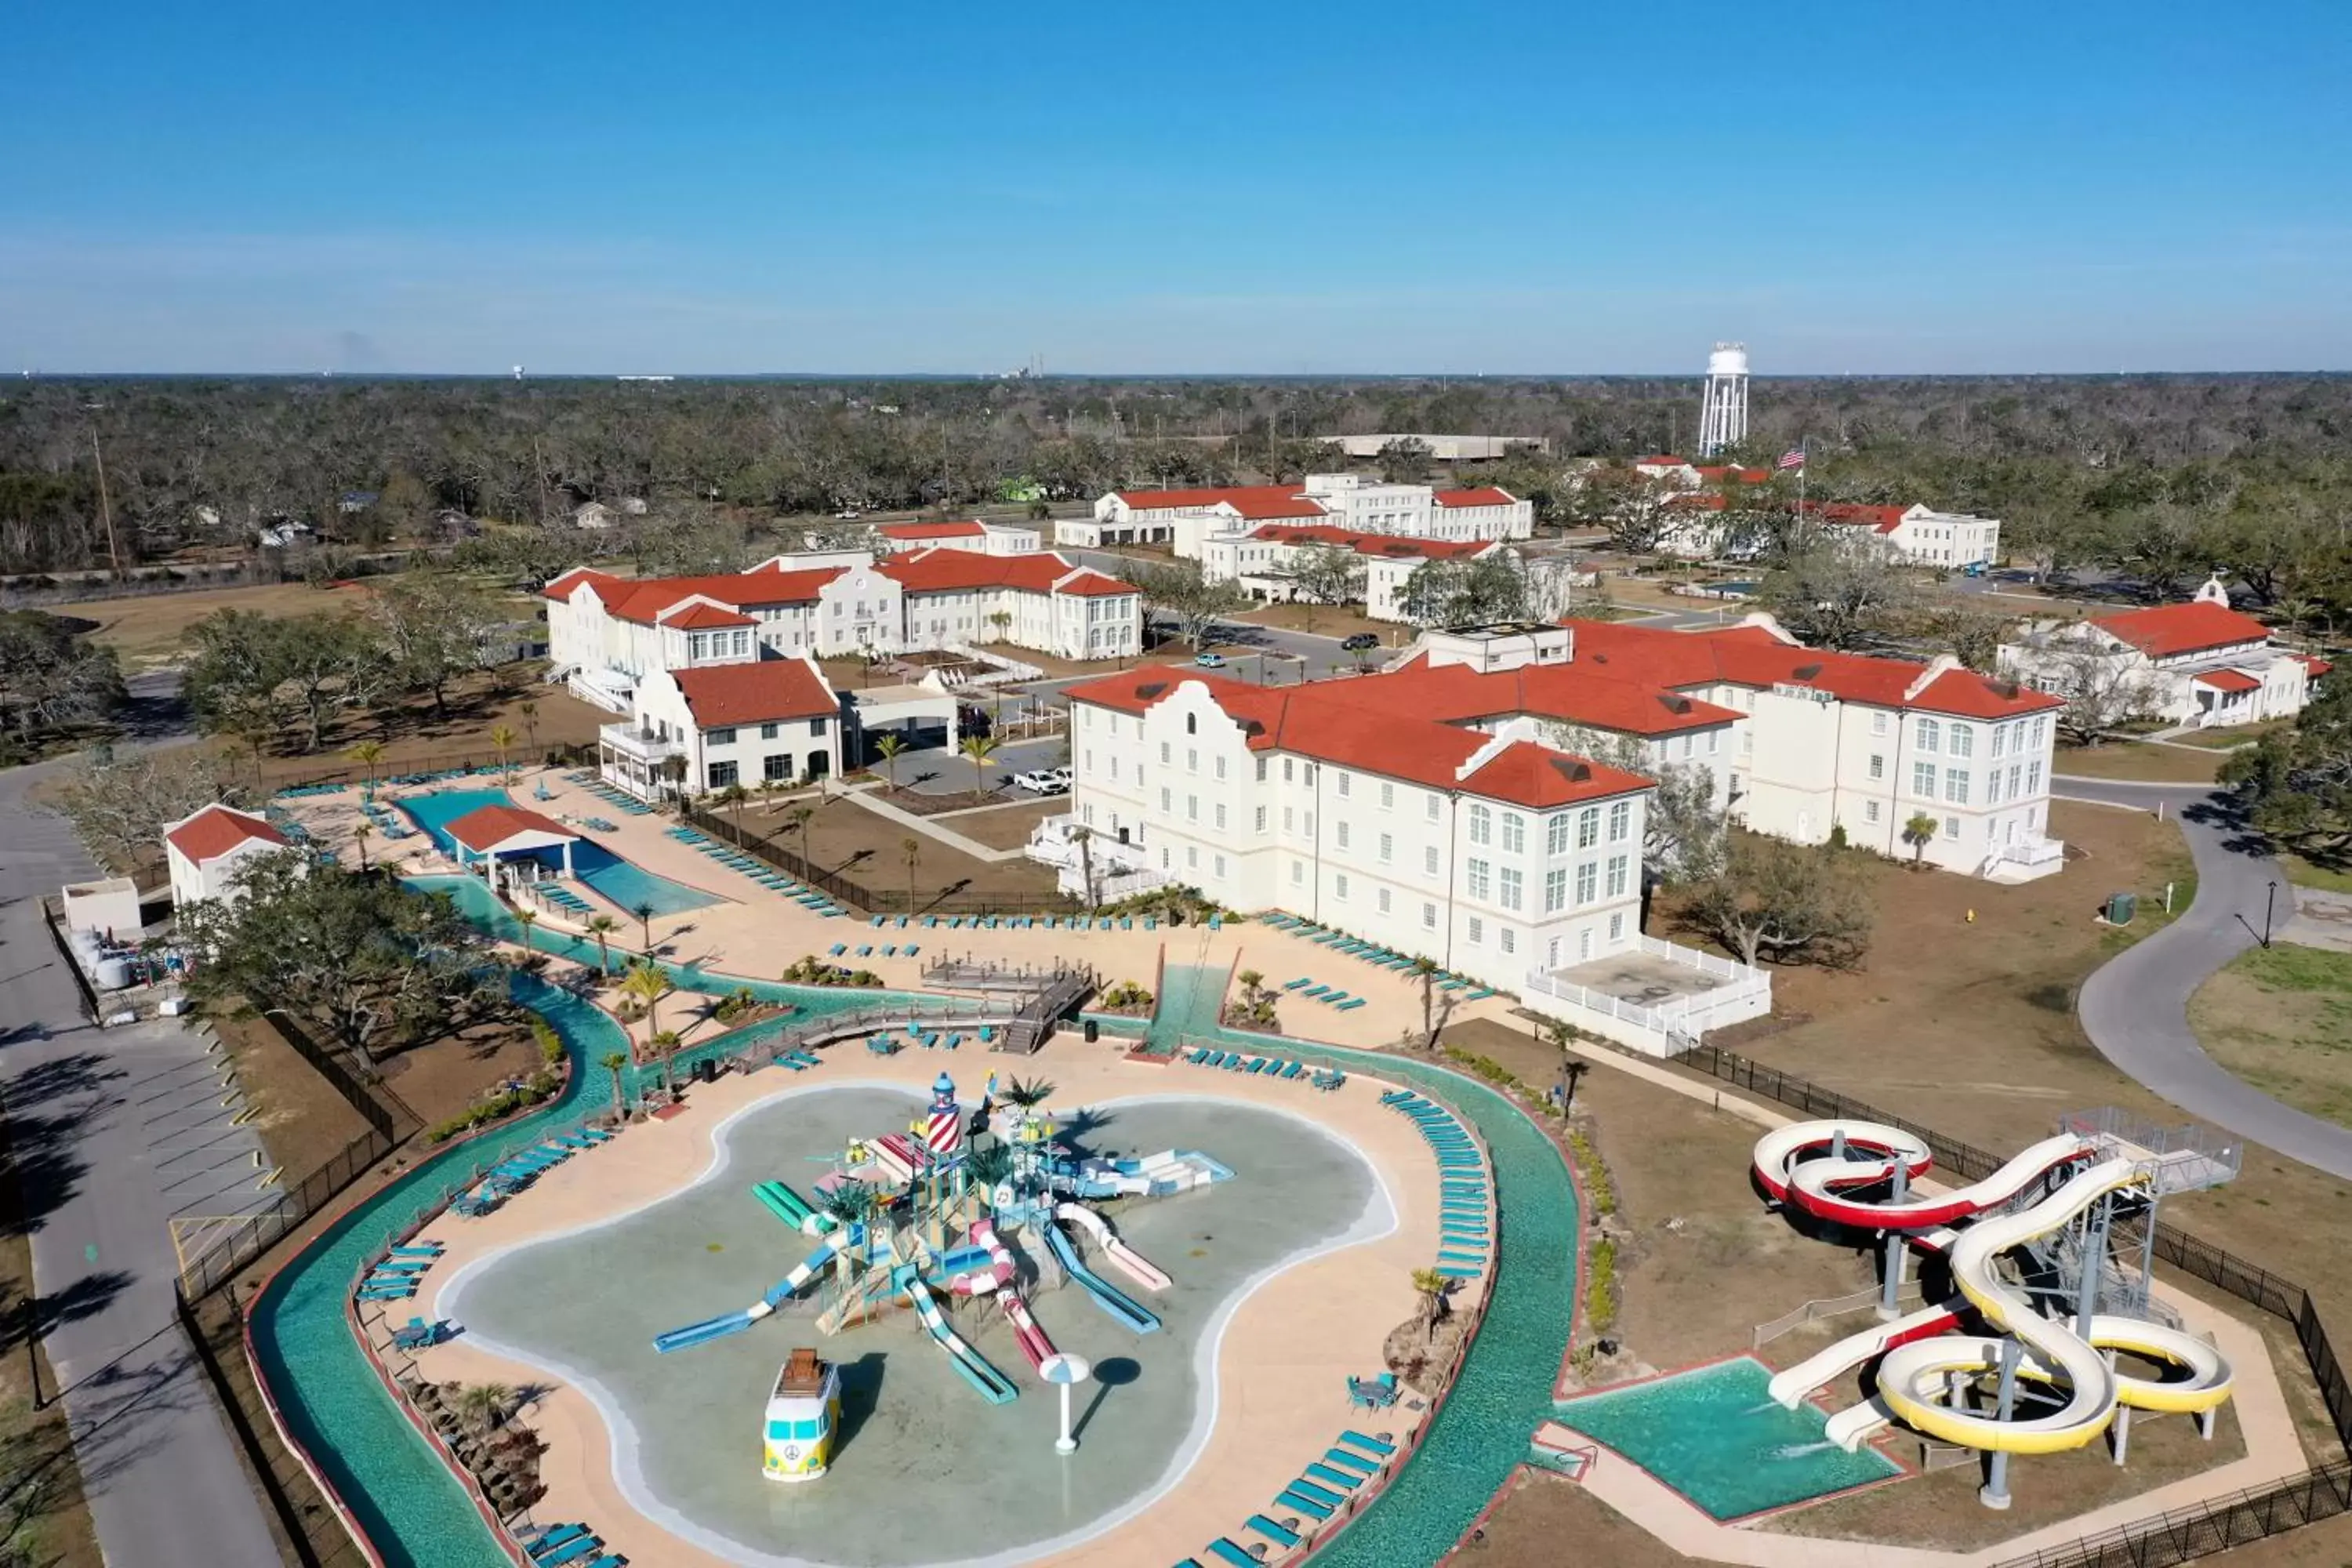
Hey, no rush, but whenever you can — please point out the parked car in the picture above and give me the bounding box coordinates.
[1193,652,1227,668]
[1341,633,1381,652]
[1012,769,1069,794]
[1049,766,1073,790]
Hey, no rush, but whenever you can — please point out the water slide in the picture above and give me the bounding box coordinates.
[1043,1218,1161,1334]
[753,1180,834,1236]
[1000,1290,1059,1374]
[939,1218,1016,1297]
[891,1264,1019,1405]
[1766,1304,1961,1409]
[1753,1120,2095,1230]
[1054,1202,1171,1291]
[1809,1159,2233,1456]
[652,1237,839,1353]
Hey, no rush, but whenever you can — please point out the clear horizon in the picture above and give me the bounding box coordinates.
[7,0,2348,376]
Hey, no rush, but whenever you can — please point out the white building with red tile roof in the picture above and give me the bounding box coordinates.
[877,519,1042,556]
[613,654,844,797]
[1998,577,2317,730]
[1196,523,1508,622]
[1064,475,1531,554]
[1804,501,2002,569]
[164,804,291,907]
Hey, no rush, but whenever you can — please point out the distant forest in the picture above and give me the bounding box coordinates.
[0,373,2347,576]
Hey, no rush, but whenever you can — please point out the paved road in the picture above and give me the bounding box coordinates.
[2058,776,2352,1181]
[0,699,285,1565]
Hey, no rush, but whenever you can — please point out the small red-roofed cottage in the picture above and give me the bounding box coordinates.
[877,519,1042,557]
[1998,575,2315,731]
[165,804,292,907]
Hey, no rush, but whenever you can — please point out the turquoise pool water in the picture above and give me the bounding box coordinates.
[1552,1356,1900,1519]
[397,787,720,916]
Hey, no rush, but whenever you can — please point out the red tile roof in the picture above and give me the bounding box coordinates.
[1245,524,1492,561]
[1563,619,2063,719]
[671,659,839,727]
[2192,669,2262,693]
[1457,741,1652,809]
[1110,485,1328,521]
[2092,601,2272,659]
[658,601,758,630]
[2297,655,2332,678]
[165,804,288,864]
[443,804,578,852]
[880,520,989,541]
[1348,656,1740,736]
[877,549,1135,597]
[1693,465,1769,485]
[1804,502,1909,533]
[562,568,849,624]
[1634,455,1687,467]
[1432,486,1515,509]
[541,566,627,601]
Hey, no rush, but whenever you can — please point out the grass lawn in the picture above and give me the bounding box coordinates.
[935,797,1059,851]
[2190,945,2352,1130]
[1229,601,1396,644]
[2172,719,2290,751]
[65,579,373,668]
[2052,740,2227,783]
[2278,853,2352,895]
[750,791,1065,909]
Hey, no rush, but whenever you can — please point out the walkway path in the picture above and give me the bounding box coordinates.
[2057,775,2352,1181]
[0,713,284,1566]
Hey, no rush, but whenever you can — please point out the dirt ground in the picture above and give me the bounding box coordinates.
[756,791,1065,909]
[2053,739,2229,782]
[64,579,373,668]
[937,797,1058,850]
[1229,601,1398,644]
[376,1018,548,1134]
[0,1181,103,1568]
[210,1008,372,1178]
[2190,946,2352,1131]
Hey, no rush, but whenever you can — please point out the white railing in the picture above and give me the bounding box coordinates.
[1637,935,1759,983]
[1985,837,2066,876]
[598,721,681,760]
[1523,946,1773,1057]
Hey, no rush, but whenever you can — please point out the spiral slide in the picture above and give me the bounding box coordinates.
[942,1218,1017,1297]
[1814,1159,2233,1457]
[1766,1303,1961,1409]
[1753,1120,2095,1230]
[1054,1203,1171,1291]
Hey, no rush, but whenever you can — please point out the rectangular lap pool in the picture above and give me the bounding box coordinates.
[1551,1356,1901,1519]
[397,787,722,917]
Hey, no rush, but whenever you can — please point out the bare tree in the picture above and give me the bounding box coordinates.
[1686,835,1875,969]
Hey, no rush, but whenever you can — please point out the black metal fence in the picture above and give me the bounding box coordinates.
[683,800,1072,917]
[172,1283,332,1567]
[1661,1037,2352,1568]
[263,741,591,794]
[177,1125,397,1299]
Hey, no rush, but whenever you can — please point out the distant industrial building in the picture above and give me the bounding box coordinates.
[1334,434,1549,462]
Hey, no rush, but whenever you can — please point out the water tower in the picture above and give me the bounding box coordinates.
[1696,343,1749,457]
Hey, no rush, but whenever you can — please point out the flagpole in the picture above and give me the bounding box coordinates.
[1796,436,1808,528]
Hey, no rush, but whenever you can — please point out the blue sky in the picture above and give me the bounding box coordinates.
[5,1,2347,374]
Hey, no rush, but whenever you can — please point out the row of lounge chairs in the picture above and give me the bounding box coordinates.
[1181,1047,1345,1090]
[576,777,655,816]
[356,1238,448,1304]
[537,883,595,917]
[831,942,921,960]
[666,826,847,916]
[521,1520,626,1568]
[1173,1428,1396,1568]
[1381,1090,1490,1282]
[1259,914,1496,1002]
[866,1025,989,1054]
[276,781,348,799]
[1278,977,1368,1012]
[448,1125,616,1221]
[767,1048,823,1072]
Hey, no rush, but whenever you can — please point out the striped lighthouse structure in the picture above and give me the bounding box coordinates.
[925,1072,964,1157]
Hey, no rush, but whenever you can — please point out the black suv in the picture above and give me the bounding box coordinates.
[1341,633,1381,652]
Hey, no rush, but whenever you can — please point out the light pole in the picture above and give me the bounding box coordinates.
[1040,1352,1091,1455]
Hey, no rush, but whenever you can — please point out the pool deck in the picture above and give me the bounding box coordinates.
[293,766,1522,1058]
[384,1031,1480,1567]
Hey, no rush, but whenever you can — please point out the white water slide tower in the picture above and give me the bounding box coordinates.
[1697,342,1749,457]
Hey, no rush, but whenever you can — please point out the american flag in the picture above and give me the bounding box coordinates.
[1777,447,1807,471]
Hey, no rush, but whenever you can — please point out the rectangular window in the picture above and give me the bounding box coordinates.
[1944,815,1960,839]
[1160,788,1171,812]
[1864,800,1882,824]
[1575,862,1598,906]
[1577,808,1599,849]
[1916,718,1940,753]
[1501,812,1525,854]
[1290,859,1304,885]
[1283,758,1294,782]
[760,722,779,740]
[1335,821,1350,849]
[1707,729,1720,754]
[1214,755,1227,780]
[1214,804,1227,830]
[1187,846,1199,868]
[1546,815,1569,855]
[2027,761,2042,793]
[1186,747,1197,774]
[1990,725,2006,760]
[1337,772,1351,798]
[1466,858,1490,900]
[1949,723,1974,758]
[1185,794,1198,822]
[1256,757,1269,782]
[1424,845,1439,876]
[1500,867,1523,910]
[1334,873,1349,901]
[763,753,792,782]
[1544,868,1566,912]
[1500,927,1516,955]
[1609,912,1625,941]
[1422,901,1438,931]
[1944,769,1969,805]
[1467,916,1484,946]
[1283,807,1294,833]
[1606,855,1629,898]
[1913,760,1937,797]
[1255,806,1269,833]
[1380,782,1395,810]
[1378,833,1393,863]
[810,717,828,737]
[707,726,738,746]
[706,760,738,789]
[1608,800,1631,843]
[1160,742,1171,764]
[1377,887,1392,915]
[1468,805,1492,846]
[1986,770,2004,804]
[1868,753,1885,781]
[1214,853,1225,877]
[1425,794,1440,823]
[1871,710,1889,736]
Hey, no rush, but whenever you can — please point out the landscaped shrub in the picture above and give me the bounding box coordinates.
[1584,1236,1619,1332]
[1098,980,1154,1014]
[426,1069,561,1143]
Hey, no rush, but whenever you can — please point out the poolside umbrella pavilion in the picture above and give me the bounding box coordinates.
[441,803,581,880]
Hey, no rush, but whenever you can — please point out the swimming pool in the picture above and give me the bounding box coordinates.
[397,787,720,917]
[1551,1356,1900,1519]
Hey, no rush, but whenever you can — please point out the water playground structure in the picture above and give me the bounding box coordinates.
[651,1070,1233,1463]
[1751,1108,2239,1508]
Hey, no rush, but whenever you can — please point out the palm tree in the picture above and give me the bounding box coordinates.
[514,906,539,953]
[717,781,750,840]
[874,733,906,792]
[622,960,671,1037]
[652,1028,683,1097]
[659,753,689,804]
[964,1141,1014,1192]
[489,724,518,783]
[986,610,1014,645]
[453,1381,514,1436]
[518,699,539,757]
[585,913,619,975]
[1070,825,1095,908]
[632,900,655,951]
[1000,1075,1055,1111]
[1902,811,1939,868]
[1409,956,1442,1051]
[1236,969,1265,1015]
[958,734,1000,799]
[347,738,386,800]
[901,837,921,913]
[786,804,817,869]
[599,1050,631,1122]
[1410,1266,1452,1344]
[352,820,373,872]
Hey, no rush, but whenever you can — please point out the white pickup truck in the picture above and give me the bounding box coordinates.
[1012,769,1070,795]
